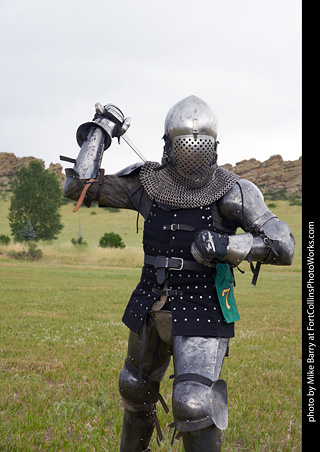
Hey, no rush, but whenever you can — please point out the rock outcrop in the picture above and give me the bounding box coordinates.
[221,154,302,196]
[0,153,65,193]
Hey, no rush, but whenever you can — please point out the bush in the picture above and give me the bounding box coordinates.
[8,242,42,261]
[71,236,88,247]
[0,234,11,245]
[99,232,126,249]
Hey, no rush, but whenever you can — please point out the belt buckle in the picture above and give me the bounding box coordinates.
[170,257,184,271]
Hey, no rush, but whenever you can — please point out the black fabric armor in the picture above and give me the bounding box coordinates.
[122,202,235,337]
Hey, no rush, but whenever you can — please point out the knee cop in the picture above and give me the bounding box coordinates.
[171,336,229,433]
[119,359,161,412]
[172,374,228,432]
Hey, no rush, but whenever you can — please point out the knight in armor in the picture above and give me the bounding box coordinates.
[63,95,295,452]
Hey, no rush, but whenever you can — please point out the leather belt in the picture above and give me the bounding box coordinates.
[162,223,195,232]
[152,287,183,297]
[144,254,213,284]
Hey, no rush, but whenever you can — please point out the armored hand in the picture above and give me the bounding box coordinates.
[61,103,131,211]
[191,230,253,267]
[74,103,131,180]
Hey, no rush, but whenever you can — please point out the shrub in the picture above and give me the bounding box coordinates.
[99,232,126,249]
[0,234,11,245]
[8,242,42,261]
[71,236,88,247]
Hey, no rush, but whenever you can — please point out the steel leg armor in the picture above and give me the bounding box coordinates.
[172,336,229,451]
[118,319,171,452]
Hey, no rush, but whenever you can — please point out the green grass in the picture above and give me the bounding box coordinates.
[0,199,302,451]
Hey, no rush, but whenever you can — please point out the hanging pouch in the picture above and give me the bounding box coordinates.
[214,263,240,323]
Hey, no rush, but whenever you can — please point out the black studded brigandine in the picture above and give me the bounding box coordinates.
[122,202,235,337]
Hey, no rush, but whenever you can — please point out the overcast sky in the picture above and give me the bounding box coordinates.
[0,0,301,174]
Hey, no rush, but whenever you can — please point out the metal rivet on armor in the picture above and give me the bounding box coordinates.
[208,319,211,322]
[184,318,188,321]
[183,307,186,310]
[197,318,200,321]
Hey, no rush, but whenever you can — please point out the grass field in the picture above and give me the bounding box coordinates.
[0,198,302,451]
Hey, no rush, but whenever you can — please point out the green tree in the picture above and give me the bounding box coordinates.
[8,160,64,242]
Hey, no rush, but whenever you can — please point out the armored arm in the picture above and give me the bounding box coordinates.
[61,103,131,211]
[191,179,295,268]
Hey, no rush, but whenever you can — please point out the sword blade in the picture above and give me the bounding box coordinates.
[120,134,147,163]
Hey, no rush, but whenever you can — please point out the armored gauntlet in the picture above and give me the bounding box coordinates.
[191,230,253,267]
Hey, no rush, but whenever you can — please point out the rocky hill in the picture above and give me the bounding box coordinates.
[0,152,301,197]
[0,153,65,194]
[221,154,302,197]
